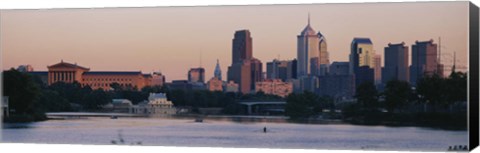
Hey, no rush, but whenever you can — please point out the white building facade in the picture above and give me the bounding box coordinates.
[131,93,176,116]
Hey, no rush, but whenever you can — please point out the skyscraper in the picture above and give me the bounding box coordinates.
[266,59,289,81]
[410,39,439,85]
[350,38,376,86]
[318,32,330,76]
[214,59,222,80]
[228,61,251,94]
[374,54,382,85]
[329,62,350,75]
[250,58,263,91]
[297,14,329,77]
[232,30,252,64]
[317,61,355,99]
[287,59,297,80]
[383,42,409,84]
[227,29,263,94]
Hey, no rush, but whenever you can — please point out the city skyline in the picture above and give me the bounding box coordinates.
[1,1,469,82]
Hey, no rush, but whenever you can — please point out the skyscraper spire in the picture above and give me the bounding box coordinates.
[308,12,311,25]
[200,50,203,67]
[214,59,222,80]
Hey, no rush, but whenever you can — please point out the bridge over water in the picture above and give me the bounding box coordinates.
[238,101,286,115]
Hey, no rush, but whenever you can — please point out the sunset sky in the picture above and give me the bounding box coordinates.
[1,1,469,81]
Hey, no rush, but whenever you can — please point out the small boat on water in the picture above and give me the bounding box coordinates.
[111,116,118,119]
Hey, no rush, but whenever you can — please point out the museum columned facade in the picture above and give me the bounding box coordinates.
[31,60,163,90]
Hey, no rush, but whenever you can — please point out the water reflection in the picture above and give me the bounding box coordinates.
[1,117,468,151]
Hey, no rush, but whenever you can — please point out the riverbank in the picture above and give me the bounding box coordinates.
[3,112,467,131]
[342,112,468,131]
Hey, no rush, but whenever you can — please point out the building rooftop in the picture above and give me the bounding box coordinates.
[415,39,435,44]
[352,38,373,44]
[149,93,167,99]
[388,42,406,46]
[28,71,48,75]
[83,71,142,75]
[47,60,90,70]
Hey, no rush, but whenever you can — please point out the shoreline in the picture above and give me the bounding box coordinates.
[3,113,467,131]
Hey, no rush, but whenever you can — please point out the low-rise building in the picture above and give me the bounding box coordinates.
[103,99,133,113]
[207,77,223,92]
[166,80,206,91]
[225,81,239,93]
[27,61,155,90]
[131,93,176,116]
[255,79,293,98]
[151,72,166,86]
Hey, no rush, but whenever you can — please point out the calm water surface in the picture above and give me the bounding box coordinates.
[1,118,468,151]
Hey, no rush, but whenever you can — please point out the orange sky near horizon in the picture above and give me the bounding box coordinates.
[1,1,469,81]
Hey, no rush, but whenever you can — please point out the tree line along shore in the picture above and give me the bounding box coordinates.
[2,69,467,130]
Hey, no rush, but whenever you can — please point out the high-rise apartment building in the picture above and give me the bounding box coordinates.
[383,42,409,84]
[410,39,439,85]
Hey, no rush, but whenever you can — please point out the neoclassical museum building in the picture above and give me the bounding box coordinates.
[29,60,165,90]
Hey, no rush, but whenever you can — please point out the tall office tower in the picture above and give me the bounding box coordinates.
[383,42,409,84]
[329,62,350,75]
[188,67,205,84]
[250,58,263,91]
[410,39,439,85]
[318,32,330,76]
[214,59,222,80]
[287,59,297,80]
[228,61,251,93]
[350,38,376,86]
[374,54,382,85]
[232,30,253,64]
[227,29,263,94]
[297,15,326,77]
[317,61,355,99]
[266,59,289,81]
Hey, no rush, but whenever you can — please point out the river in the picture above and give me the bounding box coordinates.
[0,117,468,151]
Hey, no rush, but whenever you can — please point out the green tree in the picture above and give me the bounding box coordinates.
[36,90,72,112]
[169,89,187,106]
[315,96,335,112]
[285,91,318,119]
[445,72,467,103]
[83,89,111,110]
[355,81,379,110]
[416,74,448,112]
[383,80,412,113]
[3,69,41,115]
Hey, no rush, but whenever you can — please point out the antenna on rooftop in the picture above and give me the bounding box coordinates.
[452,51,456,73]
[308,12,311,25]
[438,37,441,65]
[200,50,203,68]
